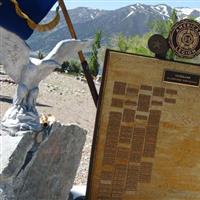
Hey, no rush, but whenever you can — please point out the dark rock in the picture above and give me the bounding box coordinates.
[0,122,86,200]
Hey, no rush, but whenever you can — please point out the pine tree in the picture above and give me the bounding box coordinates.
[89,31,102,77]
[117,34,128,52]
[150,9,178,38]
[111,32,153,56]
[38,51,44,60]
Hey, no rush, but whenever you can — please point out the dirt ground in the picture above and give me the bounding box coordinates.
[0,72,98,185]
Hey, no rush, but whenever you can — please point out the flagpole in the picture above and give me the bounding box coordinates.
[58,0,98,107]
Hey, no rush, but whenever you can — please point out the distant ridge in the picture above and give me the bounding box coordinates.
[27,4,200,53]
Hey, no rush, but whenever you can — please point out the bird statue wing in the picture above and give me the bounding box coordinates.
[27,39,92,84]
[30,59,59,84]
[43,39,92,65]
[0,27,30,83]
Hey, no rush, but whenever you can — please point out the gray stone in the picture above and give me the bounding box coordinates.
[0,122,86,200]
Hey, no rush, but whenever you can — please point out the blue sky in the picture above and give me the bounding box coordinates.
[62,0,200,10]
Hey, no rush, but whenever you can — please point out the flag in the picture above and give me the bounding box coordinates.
[0,0,58,40]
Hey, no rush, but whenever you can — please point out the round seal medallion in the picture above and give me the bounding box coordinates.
[148,34,169,55]
[169,19,200,58]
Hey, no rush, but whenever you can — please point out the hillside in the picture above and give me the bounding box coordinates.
[27,4,200,53]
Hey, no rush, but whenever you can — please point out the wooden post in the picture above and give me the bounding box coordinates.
[58,0,98,107]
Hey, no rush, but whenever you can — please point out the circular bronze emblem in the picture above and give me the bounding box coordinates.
[169,19,200,58]
[148,34,169,55]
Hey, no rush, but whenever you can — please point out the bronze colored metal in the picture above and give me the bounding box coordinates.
[87,50,200,200]
[148,34,169,56]
[169,19,200,58]
[58,0,98,107]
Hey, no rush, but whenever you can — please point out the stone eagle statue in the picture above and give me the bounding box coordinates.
[0,27,90,134]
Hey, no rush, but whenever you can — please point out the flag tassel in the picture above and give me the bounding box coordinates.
[11,0,60,32]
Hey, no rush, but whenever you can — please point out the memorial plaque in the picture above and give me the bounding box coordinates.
[87,50,200,200]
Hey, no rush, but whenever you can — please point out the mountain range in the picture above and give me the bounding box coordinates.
[27,4,200,53]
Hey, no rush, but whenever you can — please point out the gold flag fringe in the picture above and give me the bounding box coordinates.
[11,0,60,32]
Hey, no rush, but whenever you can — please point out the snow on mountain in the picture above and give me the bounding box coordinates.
[126,10,135,18]
[131,6,136,10]
[177,8,195,15]
[176,7,200,19]
[121,4,171,22]
[121,4,200,20]
[123,7,136,20]
[154,4,170,17]
[176,7,200,15]
[196,16,200,22]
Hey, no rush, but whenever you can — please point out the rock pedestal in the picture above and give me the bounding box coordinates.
[0,122,86,200]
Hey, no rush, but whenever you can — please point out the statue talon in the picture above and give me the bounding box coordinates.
[27,87,39,112]
[13,83,29,106]
[0,27,90,134]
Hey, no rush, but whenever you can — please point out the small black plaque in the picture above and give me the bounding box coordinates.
[164,70,200,86]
